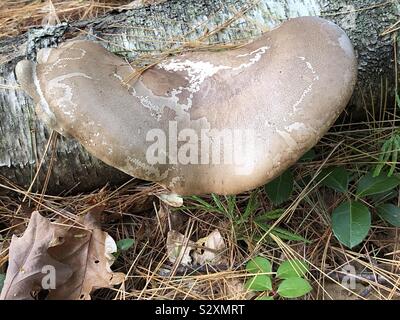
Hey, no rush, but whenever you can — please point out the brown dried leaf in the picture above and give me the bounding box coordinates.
[192,229,227,266]
[166,229,227,267]
[47,210,124,300]
[0,209,124,300]
[166,230,196,267]
[0,212,73,300]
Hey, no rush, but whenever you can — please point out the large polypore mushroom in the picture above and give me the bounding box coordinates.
[15,17,357,196]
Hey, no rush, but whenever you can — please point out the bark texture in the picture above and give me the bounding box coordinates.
[0,0,398,193]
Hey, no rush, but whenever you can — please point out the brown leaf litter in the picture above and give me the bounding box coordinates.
[0,209,124,300]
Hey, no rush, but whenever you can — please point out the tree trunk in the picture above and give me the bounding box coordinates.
[0,0,398,193]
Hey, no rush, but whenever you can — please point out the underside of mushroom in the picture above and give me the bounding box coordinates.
[15,16,357,196]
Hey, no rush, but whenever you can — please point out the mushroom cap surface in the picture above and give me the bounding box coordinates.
[16,17,357,196]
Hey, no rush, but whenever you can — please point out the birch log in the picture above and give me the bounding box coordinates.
[0,0,398,193]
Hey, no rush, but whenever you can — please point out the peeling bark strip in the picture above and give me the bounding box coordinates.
[0,0,398,193]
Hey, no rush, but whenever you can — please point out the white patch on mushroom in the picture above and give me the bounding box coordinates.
[236,46,269,58]
[44,48,87,75]
[291,57,320,113]
[47,72,92,118]
[285,122,307,132]
[160,59,229,89]
[153,48,270,119]
[233,46,270,70]
[160,46,270,88]
[32,64,57,125]
[60,48,87,61]
[131,78,212,135]
[159,59,230,108]
[291,83,313,113]
[131,80,186,120]
[306,62,319,78]
[113,73,124,82]
[276,129,298,149]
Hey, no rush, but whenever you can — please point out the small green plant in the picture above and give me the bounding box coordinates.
[374,131,400,177]
[117,238,135,251]
[265,170,294,206]
[264,148,316,205]
[0,273,5,292]
[321,168,400,248]
[254,209,310,243]
[245,257,312,300]
[188,191,259,227]
[114,238,135,259]
[262,168,309,243]
[188,190,307,244]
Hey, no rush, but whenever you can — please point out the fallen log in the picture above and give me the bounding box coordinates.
[0,0,398,193]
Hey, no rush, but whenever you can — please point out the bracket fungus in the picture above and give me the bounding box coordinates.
[15,17,357,196]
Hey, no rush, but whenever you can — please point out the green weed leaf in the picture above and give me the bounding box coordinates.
[254,209,285,223]
[0,273,5,292]
[320,167,349,193]
[277,260,309,279]
[299,149,316,162]
[332,201,371,248]
[116,238,135,251]
[256,222,310,243]
[265,170,294,205]
[246,257,272,274]
[245,275,273,292]
[376,204,400,227]
[357,173,400,198]
[277,278,312,298]
[256,296,274,300]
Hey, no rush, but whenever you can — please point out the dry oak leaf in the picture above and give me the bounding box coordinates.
[0,212,73,300]
[192,229,227,266]
[166,229,227,267]
[166,230,196,267]
[47,210,125,300]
